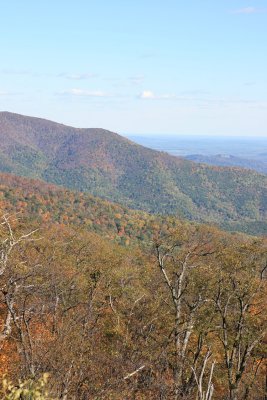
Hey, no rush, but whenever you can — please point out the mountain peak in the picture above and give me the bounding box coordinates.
[0,111,131,146]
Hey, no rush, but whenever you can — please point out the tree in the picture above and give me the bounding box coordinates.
[211,239,267,400]
[155,226,217,399]
[0,213,39,377]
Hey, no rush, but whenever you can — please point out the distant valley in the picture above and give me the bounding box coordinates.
[128,134,267,174]
[185,154,267,175]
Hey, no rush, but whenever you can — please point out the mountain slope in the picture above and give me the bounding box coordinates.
[1,172,266,242]
[0,172,190,245]
[0,111,267,231]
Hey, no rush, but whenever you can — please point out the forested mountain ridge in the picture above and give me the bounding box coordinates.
[0,172,182,246]
[0,172,266,240]
[0,111,267,233]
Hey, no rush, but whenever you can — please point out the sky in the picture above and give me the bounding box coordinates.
[0,0,267,136]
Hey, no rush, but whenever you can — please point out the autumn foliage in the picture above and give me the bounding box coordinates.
[0,210,266,399]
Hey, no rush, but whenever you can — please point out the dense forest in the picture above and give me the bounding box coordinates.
[0,193,267,399]
[0,112,266,234]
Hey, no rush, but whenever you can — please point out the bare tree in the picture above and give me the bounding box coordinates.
[155,227,216,399]
[213,243,267,400]
[0,214,38,347]
[191,348,215,400]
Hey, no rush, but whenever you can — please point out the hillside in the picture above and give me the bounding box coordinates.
[0,112,267,232]
[0,172,266,237]
[0,173,186,246]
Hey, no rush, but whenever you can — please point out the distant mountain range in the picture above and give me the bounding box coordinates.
[186,154,267,175]
[0,111,266,233]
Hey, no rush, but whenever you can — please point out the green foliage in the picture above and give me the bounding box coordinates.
[0,172,188,246]
[0,112,266,234]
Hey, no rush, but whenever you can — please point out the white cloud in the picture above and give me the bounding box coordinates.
[61,88,109,97]
[235,7,256,14]
[129,75,144,85]
[232,6,267,14]
[1,69,97,80]
[0,90,21,96]
[138,91,267,112]
[140,90,155,99]
[2,68,31,75]
[181,90,210,96]
[58,73,96,80]
[139,90,176,100]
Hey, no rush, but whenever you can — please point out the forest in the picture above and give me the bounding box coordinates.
[0,200,267,399]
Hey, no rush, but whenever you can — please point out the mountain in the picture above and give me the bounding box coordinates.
[0,111,267,232]
[186,154,267,175]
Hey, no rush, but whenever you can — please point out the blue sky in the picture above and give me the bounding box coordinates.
[0,0,267,136]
